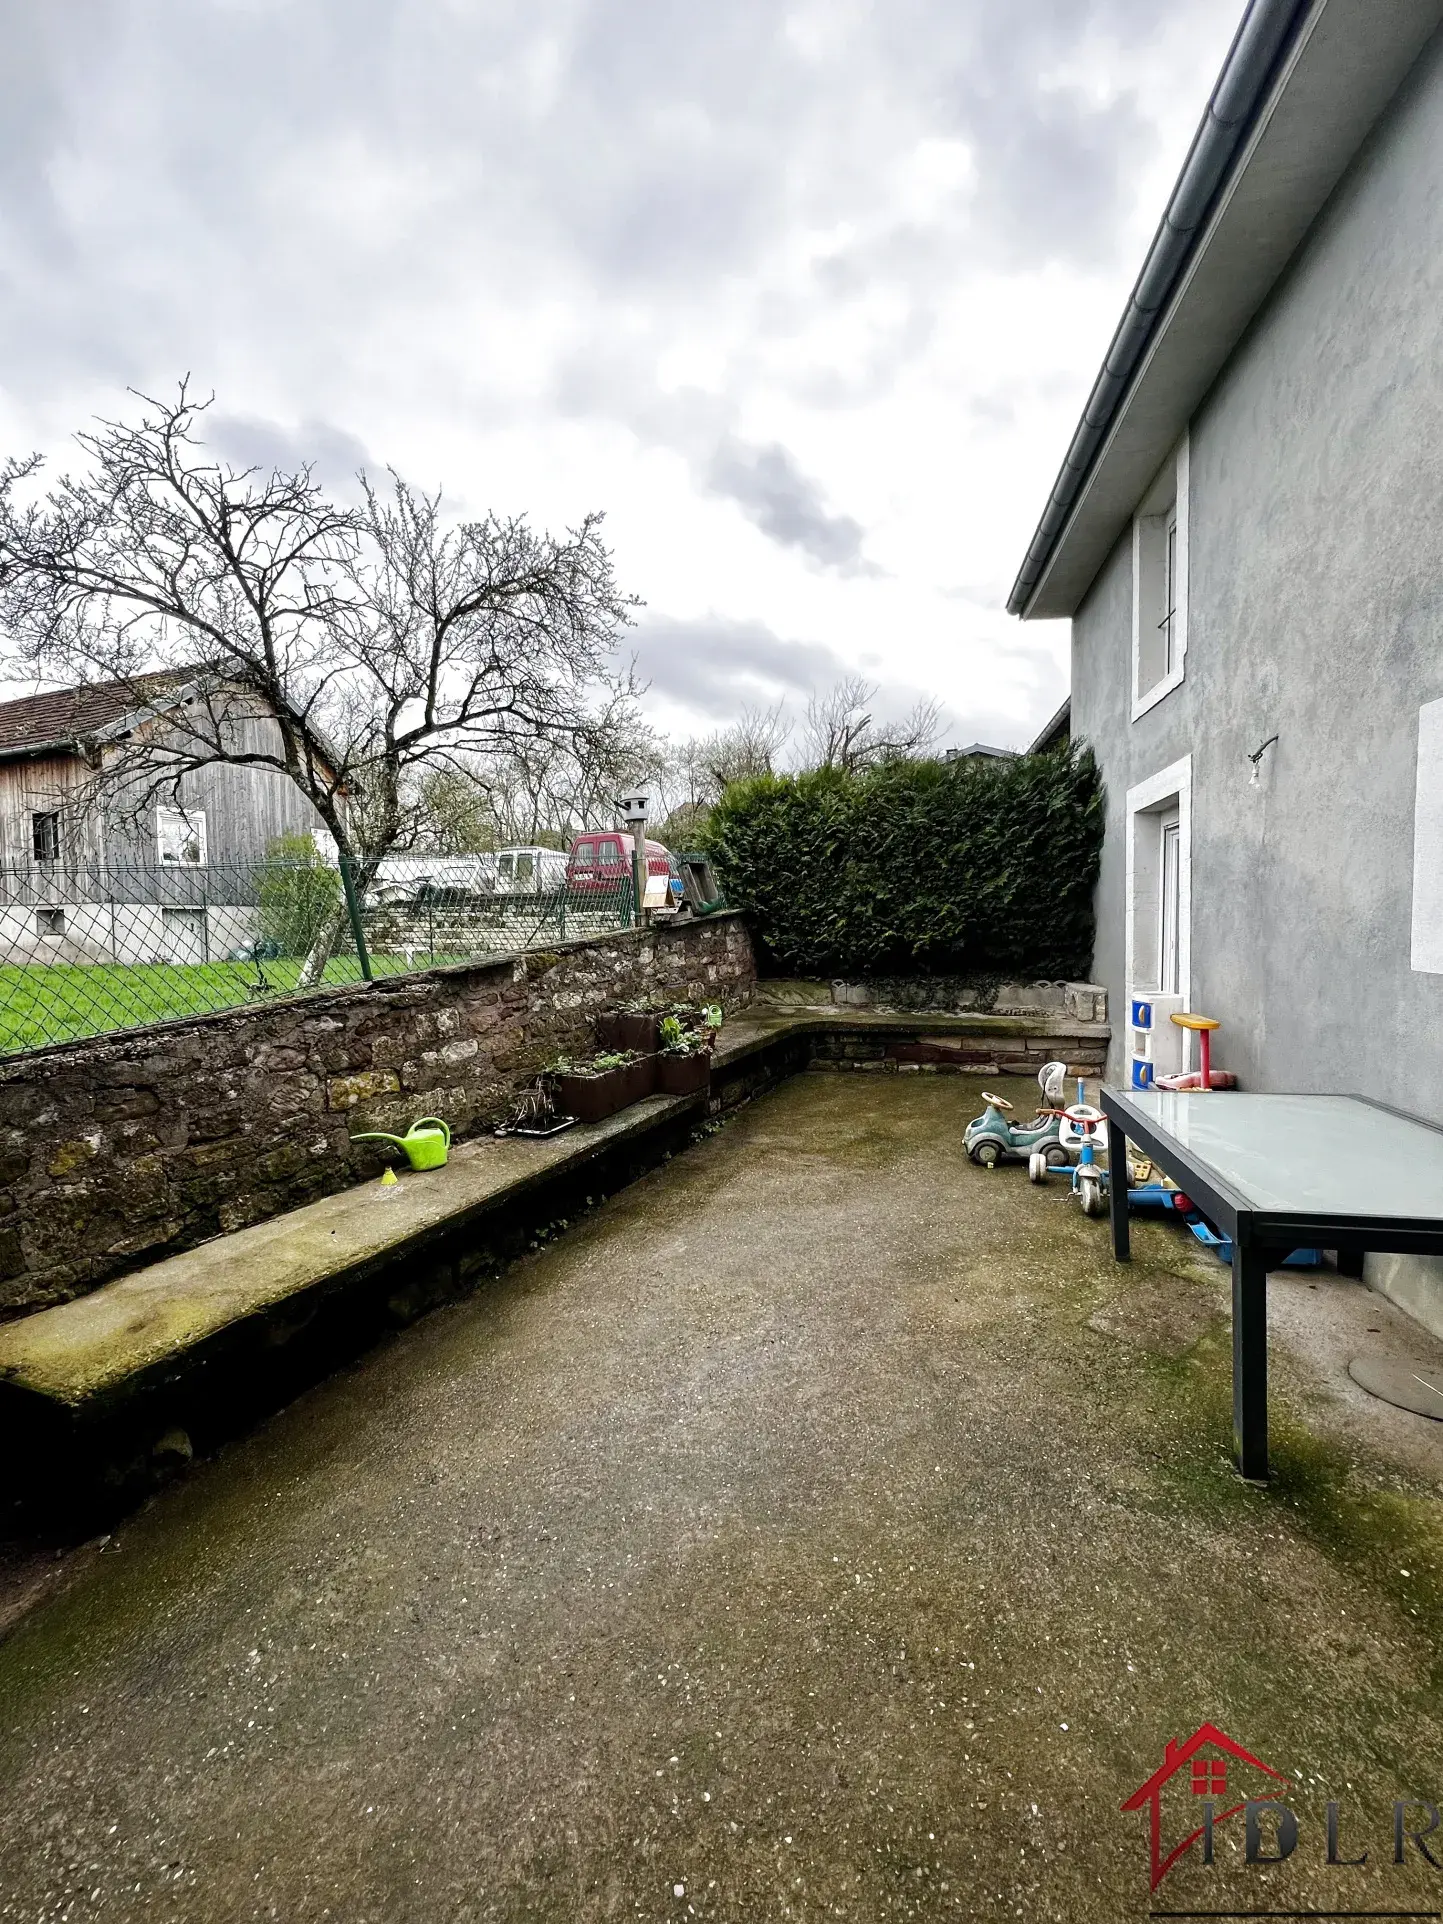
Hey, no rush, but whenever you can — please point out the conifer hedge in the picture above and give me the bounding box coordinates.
[704,746,1103,980]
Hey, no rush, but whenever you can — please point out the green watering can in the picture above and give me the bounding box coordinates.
[350,1116,451,1171]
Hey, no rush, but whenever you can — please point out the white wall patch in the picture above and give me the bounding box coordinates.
[1411,698,1443,972]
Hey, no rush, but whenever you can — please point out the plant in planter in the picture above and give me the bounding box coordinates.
[656,1015,713,1095]
[550,1048,653,1123]
[662,1001,725,1051]
[595,996,662,1053]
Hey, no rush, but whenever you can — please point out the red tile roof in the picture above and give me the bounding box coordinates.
[0,674,192,759]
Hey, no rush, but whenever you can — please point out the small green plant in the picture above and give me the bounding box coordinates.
[657,1003,722,1054]
[256,833,342,958]
[550,1048,640,1077]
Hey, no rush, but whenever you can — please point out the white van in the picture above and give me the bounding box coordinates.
[493,846,568,894]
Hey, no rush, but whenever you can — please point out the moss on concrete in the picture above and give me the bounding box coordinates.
[0,1073,1440,1921]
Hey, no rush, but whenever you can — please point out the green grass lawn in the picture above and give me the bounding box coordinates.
[0,955,448,1055]
[0,897,635,1054]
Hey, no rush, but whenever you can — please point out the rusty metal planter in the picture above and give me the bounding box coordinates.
[553,1065,628,1124]
[657,1051,710,1096]
[596,1011,661,1053]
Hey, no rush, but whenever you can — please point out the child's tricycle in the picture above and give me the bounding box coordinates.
[965,1064,1072,1171]
[1027,1093,1189,1218]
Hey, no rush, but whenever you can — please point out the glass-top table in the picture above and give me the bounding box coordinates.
[1099,1087,1443,1481]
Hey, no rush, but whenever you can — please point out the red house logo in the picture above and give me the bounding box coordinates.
[1121,1722,1290,1890]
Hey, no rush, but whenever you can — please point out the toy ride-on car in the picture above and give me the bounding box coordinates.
[964,1074,1071,1171]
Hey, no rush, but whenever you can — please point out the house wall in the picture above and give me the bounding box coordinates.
[1071,25,1443,1328]
[0,713,324,885]
[0,753,106,867]
[101,710,327,870]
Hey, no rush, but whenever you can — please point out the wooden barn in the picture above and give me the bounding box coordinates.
[0,674,330,963]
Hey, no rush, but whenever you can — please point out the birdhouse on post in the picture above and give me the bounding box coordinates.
[617,792,649,928]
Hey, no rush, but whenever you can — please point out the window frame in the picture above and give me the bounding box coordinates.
[1125,755,1192,1004]
[1158,816,1182,996]
[156,804,208,867]
[1131,432,1189,721]
[31,810,61,865]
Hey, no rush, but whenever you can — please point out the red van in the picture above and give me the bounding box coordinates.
[567,831,674,911]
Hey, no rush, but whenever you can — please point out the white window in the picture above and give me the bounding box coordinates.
[1159,816,1182,995]
[156,805,207,866]
[1131,433,1189,718]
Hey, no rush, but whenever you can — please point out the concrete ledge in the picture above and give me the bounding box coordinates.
[0,1093,706,1413]
[0,1004,1105,1517]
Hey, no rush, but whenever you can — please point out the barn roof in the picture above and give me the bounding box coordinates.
[0,674,194,762]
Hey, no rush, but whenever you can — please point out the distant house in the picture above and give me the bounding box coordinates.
[0,673,329,963]
[943,743,1017,763]
[1027,698,1070,757]
[1008,0,1443,1325]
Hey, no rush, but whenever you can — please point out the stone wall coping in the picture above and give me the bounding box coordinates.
[0,910,749,1080]
[0,1088,708,1410]
[723,1006,1112,1048]
[0,1003,1106,1413]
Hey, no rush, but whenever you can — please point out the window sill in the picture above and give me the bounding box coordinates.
[1131,663,1185,723]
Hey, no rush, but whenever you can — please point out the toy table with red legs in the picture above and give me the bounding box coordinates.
[1099,1086,1443,1479]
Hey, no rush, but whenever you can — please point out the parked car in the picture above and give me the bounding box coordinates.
[566,831,674,910]
[493,846,568,894]
[368,854,499,906]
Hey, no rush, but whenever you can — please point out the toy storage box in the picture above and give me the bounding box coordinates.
[1127,993,1186,1090]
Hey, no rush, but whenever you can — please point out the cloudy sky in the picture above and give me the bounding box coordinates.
[1,0,1242,752]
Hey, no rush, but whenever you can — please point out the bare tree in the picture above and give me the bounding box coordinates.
[418,718,669,855]
[700,702,792,792]
[0,385,642,910]
[650,703,792,845]
[799,674,941,774]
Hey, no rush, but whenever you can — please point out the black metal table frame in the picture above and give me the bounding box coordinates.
[1100,1087,1443,1480]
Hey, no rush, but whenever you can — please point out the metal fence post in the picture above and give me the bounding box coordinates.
[339,855,374,982]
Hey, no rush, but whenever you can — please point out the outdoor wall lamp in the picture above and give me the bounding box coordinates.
[1248,734,1279,785]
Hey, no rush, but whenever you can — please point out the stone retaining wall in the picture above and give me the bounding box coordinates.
[808,1029,1109,1077]
[0,914,756,1317]
[827,978,1108,1022]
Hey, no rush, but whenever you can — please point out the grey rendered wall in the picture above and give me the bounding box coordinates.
[1070,24,1443,1330]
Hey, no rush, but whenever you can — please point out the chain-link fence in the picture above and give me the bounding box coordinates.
[0,854,641,1056]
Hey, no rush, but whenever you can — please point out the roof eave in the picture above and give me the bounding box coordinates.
[1026,697,1071,756]
[0,737,84,765]
[1012,0,1443,621]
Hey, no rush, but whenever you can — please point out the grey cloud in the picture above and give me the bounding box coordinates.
[551,356,877,576]
[207,414,375,498]
[702,438,877,575]
[630,613,980,747]
[0,0,1233,396]
[630,615,855,714]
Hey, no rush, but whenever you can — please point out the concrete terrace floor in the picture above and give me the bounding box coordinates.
[3,1072,1443,1921]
